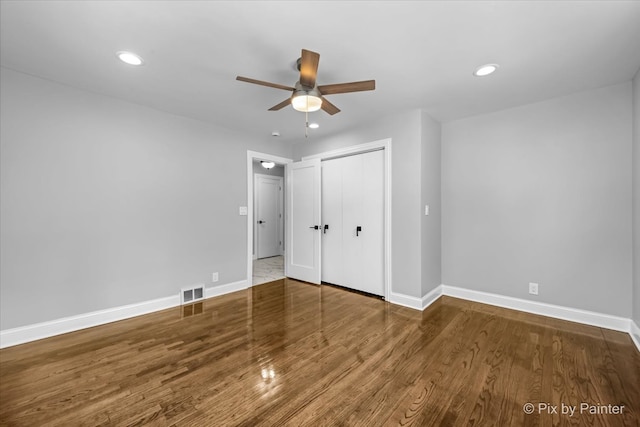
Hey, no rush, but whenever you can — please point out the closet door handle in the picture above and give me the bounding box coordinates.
[323,224,329,234]
[356,226,362,236]
[309,225,320,230]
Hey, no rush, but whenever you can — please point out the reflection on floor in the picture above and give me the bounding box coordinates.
[253,255,284,285]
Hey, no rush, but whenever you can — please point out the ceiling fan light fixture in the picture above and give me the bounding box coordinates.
[291,91,322,112]
[473,63,499,77]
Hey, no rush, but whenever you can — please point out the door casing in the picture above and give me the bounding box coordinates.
[246,151,293,286]
[302,138,392,300]
[246,139,392,299]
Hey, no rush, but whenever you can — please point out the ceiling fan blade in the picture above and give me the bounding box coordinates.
[299,49,320,88]
[318,80,375,95]
[236,76,295,91]
[268,98,292,111]
[320,97,340,115]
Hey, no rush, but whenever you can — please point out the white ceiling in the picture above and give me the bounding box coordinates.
[2,1,639,143]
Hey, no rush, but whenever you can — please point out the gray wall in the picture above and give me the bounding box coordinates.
[634,70,640,326]
[294,109,439,299]
[0,68,292,329]
[442,82,633,317]
[421,112,442,296]
[2,65,636,332]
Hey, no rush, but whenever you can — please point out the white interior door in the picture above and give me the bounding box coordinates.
[285,159,321,284]
[319,150,384,296]
[341,154,363,291]
[358,150,385,295]
[255,175,282,259]
[321,159,343,285]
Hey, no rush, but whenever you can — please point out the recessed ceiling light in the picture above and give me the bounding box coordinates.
[308,123,319,129]
[116,51,144,66]
[473,64,499,77]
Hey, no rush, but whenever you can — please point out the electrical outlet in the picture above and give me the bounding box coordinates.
[529,282,539,295]
[212,272,219,282]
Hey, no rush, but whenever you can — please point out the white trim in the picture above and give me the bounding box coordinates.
[3,278,637,352]
[0,295,178,349]
[246,151,293,287]
[421,285,443,310]
[0,280,249,349]
[387,285,442,311]
[441,285,631,333]
[630,320,640,352]
[388,284,638,352]
[387,291,423,310]
[206,279,248,299]
[301,139,389,161]
[301,138,392,300]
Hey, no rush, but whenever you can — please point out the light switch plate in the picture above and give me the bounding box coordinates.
[424,205,429,215]
[239,206,248,216]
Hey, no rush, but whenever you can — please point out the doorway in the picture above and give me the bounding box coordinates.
[246,151,293,287]
[254,171,284,285]
[254,173,283,259]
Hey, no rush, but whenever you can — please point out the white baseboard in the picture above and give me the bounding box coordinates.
[630,320,640,352]
[421,285,443,310]
[0,280,249,349]
[388,284,637,352]
[206,280,248,298]
[387,285,442,311]
[3,279,636,353]
[0,295,180,349]
[441,284,630,333]
[387,291,423,310]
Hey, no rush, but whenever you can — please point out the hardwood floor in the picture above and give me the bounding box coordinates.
[1,279,638,426]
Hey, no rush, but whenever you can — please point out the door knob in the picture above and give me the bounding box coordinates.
[323,224,329,234]
[356,226,362,236]
[309,225,320,230]
[258,220,266,224]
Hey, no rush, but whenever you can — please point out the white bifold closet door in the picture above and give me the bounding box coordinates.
[321,150,384,296]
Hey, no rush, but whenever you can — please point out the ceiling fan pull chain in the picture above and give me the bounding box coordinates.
[305,109,309,138]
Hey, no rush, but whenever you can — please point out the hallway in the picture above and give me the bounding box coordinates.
[252,255,284,285]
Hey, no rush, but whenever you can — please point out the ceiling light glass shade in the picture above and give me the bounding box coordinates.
[261,161,275,169]
[473,64,498,77]
[116,51,144,66]
[291,92,322,112]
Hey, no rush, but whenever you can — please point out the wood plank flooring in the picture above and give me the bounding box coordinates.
[1,279,638,426]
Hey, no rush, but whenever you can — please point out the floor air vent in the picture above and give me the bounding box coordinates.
[181,284,205,305]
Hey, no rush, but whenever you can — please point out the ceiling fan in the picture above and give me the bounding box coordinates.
[236,49,375,115]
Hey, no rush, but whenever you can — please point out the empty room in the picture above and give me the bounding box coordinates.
[1,1,639,426]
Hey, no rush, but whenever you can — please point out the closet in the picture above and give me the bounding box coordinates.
[321,150,384,296]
